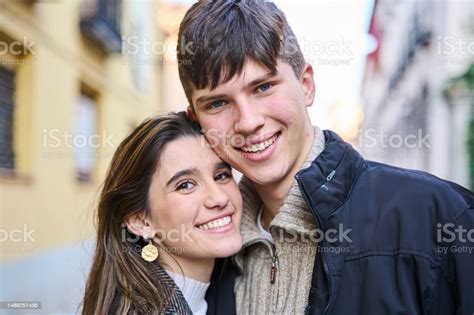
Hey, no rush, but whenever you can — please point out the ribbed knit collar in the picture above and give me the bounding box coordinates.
[234,126,325,271]
[166,270,210,315]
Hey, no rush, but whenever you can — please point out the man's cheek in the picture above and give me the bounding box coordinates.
[229,133,246,148]
[203,128,221,149]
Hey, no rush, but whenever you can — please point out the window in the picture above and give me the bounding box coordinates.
[80,0,122,53]
[0,66,15,172]
[74,93,98,182]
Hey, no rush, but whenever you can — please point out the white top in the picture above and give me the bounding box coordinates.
[166,270,210,315]
[257,206,273,242]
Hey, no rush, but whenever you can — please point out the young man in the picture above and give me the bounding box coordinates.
[177,1,474,314]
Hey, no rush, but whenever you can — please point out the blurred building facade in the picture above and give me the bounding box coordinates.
[361,0,474,189]
[156,1,189,112]
[0,0,163,312]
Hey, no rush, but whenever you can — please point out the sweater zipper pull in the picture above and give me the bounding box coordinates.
[270,250,277,284]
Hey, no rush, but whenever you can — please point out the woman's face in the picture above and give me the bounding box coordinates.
[148,135,242,263]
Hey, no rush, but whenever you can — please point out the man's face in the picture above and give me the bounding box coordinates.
[191,59,315,186]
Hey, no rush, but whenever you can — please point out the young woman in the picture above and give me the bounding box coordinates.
[82,112,242,314]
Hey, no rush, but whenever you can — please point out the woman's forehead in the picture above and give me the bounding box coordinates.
[158,136,223,174]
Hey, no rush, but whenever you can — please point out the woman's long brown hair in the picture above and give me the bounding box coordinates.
[82,112,202,314]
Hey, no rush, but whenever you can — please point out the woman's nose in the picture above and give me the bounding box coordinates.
[204,183,229,209]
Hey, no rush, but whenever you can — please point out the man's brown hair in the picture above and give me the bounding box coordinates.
[177,0,306,104]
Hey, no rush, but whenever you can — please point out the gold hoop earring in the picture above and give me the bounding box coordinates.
[141,236,159,262]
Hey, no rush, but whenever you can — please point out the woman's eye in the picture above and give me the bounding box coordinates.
[256,83,273,93]
[215,171,232,182]
[207,100,226,110]
[176,180,195,191]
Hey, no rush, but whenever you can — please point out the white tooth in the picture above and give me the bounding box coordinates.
[258,143,265,150]
[200,216,232,230]
[264,140,270,147]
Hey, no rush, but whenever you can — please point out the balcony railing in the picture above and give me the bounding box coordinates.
[80,0,122,53]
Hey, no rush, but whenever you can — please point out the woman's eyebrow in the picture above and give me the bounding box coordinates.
[165,167,199,187]
[215,161,231,170]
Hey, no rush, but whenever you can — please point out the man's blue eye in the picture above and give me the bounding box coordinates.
[208,100,225,109]
[256,83,272,93]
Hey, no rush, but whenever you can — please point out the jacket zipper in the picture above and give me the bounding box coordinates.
[241,238,278,284]
[270,243,278,284]
[296,171,336,315]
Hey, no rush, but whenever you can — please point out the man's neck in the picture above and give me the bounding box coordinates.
[254,126,315,230]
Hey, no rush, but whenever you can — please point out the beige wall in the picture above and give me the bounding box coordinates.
[0,0,162,262]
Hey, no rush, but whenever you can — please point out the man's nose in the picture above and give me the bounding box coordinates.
[234,97,265,135]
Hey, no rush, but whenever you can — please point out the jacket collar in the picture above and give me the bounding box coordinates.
[296,130,365,225]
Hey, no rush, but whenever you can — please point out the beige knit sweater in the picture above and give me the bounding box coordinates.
[233,127,326,315]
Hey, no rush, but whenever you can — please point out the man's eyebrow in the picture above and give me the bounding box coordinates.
[245,71,277,89]
[165,168,199,187]
[195,71,277,105]
[196,94,227,105]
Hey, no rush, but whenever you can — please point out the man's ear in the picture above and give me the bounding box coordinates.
[123,212,154,239]
[300,63,316,107]
[187,105,197,122]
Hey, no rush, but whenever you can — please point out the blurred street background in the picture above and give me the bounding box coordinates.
[0,0,473,313]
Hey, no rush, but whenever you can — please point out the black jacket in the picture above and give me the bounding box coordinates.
[206,130,474,315]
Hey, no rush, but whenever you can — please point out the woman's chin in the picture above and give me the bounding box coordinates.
[206,238,243,258]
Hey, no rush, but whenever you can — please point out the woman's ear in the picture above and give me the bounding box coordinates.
[123,213,153,239]
[299,63,316,107]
